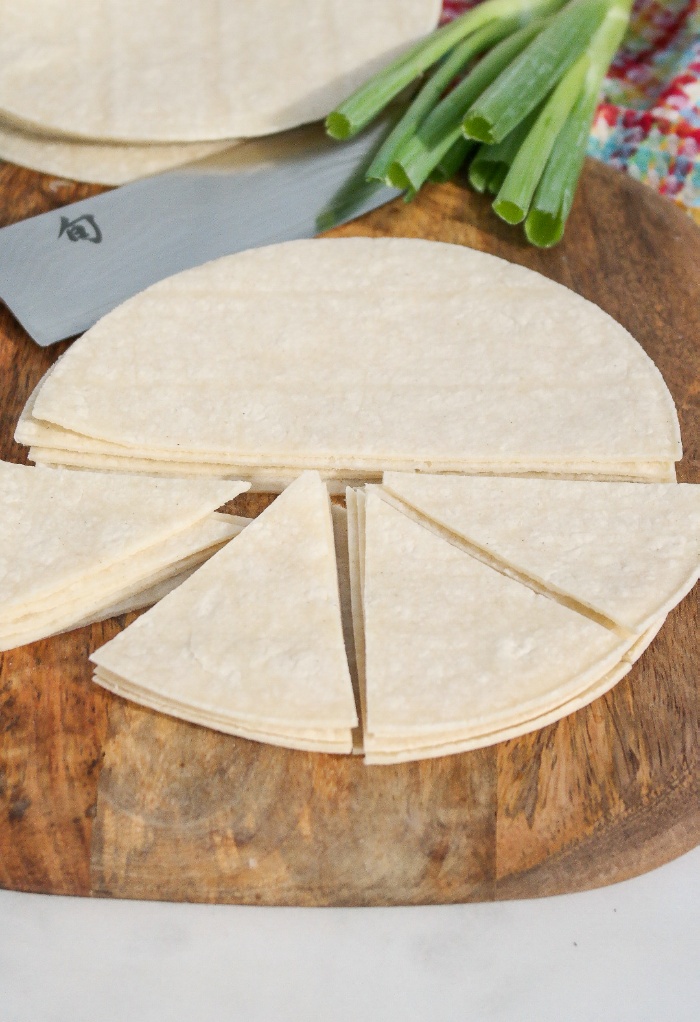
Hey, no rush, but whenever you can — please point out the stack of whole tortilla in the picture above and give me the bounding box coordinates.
[90,472,359,753]
[0,462,248,650]
[0,0,440,182]
[350,475,700,763]
[0,116,239,185]
[16,238,682,491]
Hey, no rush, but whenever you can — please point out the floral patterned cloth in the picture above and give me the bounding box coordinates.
[442,0,700,223]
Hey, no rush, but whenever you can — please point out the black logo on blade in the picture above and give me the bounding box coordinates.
[58,214,102,244]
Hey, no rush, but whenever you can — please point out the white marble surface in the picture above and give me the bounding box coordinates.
[1,846,698,1022]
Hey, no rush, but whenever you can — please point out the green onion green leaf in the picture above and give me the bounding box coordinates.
[492,53,590,224]
[325,0,567,140]
[525,0,632,245]
[462,0,608,144]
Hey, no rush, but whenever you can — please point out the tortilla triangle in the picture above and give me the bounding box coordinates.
[0,462,247,644]
[363,612,667,763]
[90,472,358,749]
[382,474,700,635]
[0,512,246,648]
[361,492,631,745]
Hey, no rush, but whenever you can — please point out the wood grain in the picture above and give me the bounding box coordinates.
[0,158,697,904]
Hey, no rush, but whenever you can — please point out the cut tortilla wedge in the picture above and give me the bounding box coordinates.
[346,488,368,744]
[92,668,352,754]
[0,462,248,649]
[90,472,358,750]
[331,504,363,754]
[2,511,243,625]
[361,491,633,747]
[381,474,700,636]
[363,662,636,764]
[1,513,249,648]
[363,612,667,763]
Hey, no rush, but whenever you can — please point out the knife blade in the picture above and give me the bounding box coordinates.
[0,121,399,346]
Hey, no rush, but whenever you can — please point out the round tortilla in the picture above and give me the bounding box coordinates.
[0,112,238,184]
[0,0,442,142]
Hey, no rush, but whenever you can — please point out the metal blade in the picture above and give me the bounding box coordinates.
[0,122,399,346]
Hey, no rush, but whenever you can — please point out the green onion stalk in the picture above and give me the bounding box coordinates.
[325,0,567,140]
[429,137,476,183]
[492,52,591,223]
[388,18,550,192]
[467,108,541,193]
[461,0,609,143]
[525,0,634,245]
[365,17,519,185]
[324,0,633,247]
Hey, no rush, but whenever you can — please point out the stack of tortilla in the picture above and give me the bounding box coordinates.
[16,239,682,491]
[350,475,700,763]
[0,462,248,650]
[0,117,239,185]
[90,472,359,753]
[0,0,440,182]
[86,469,700,762]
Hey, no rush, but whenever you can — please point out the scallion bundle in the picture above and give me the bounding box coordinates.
[325,0,632,247]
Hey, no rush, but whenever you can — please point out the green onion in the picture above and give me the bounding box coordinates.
[325,0,633,247]
[387,18,549,192]
[467,109,540,193]
[462,0,608,144]
[492,53,590,223]
[525,0,632,245]
[316,112,404,232]
[487,163,509,194]
[366,18,517,184]
[325,0,566,140]
[429,137,475,183]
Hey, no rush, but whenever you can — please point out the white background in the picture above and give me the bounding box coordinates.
[1,845,698,1021]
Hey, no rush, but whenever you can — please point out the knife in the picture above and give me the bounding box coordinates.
[0,121,399,347]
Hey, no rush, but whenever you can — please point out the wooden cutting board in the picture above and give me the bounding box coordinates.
[0,159,698,906]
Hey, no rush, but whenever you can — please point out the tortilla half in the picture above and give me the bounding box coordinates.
[16,370,676,482]
[26,445,678,493]
[26,240,681,484]
[17,374,678,480]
